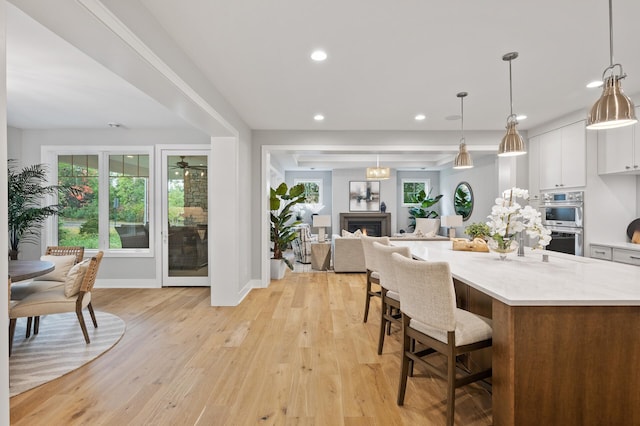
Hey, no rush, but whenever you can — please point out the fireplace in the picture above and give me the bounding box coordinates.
[340,213,391,237]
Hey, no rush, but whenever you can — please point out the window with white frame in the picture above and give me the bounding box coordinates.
[53,149,152,253]
[401,179,429,206]
[294,179,322,204]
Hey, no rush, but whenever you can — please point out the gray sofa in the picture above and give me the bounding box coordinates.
[331,234,449,273]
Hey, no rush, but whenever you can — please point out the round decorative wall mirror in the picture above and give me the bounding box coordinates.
[454,182,473,221]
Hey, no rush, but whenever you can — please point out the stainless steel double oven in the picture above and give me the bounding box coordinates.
[540,191,584,256]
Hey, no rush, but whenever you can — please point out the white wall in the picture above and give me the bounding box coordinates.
[1,1,9,420]
[331,168,398,235]
[285,170,333,233]
[440,154,499,236]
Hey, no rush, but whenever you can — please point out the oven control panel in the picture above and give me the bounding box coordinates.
[541,191,583,204]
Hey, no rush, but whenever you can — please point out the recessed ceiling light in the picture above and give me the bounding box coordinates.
[310,50,327,62]
[516,114,527,121]
[314,114,325,121]
[586,80,604,88]
[415,114,426,121]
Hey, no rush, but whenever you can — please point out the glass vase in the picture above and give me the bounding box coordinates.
[488,237,519,260]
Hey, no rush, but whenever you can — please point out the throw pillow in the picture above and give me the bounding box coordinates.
[64,258,91,298]
[341,229,363,238]
[37,255,77,282]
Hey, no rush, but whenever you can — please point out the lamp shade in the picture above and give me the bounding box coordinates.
[587,76,638,129]
[441,215,463,228]
[312,215,331,227]
[453,142,473,169]
[366,166,390,180]
[498,121,527,157]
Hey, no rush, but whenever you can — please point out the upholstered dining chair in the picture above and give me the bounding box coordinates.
[372,242,411,354]
[10,246,85,337]
[391,253,493,426]
[9,251,103,356]
[360,235,390,323]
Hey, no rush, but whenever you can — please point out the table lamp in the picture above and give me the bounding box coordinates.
[313,215,331,242]
[441,215,463,239]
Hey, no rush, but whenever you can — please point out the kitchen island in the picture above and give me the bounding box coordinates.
[392,240,640,426]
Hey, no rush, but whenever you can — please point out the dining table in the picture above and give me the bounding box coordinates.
[391,240,640,426]
[9,260,55,282]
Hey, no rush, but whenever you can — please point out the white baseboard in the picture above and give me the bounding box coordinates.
[93,278,161,289]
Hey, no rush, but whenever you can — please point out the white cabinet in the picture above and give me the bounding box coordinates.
[590,245,613,261]
[539,121,586,190]
[590,243,640,266]
[597,108,640,174]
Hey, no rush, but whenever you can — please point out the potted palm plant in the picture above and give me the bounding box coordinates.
[270,182,306,279]
[8,161,78,259]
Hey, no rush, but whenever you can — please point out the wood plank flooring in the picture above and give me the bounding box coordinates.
[9,271,492,425]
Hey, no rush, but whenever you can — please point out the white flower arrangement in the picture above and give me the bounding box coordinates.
[487,187,551,251]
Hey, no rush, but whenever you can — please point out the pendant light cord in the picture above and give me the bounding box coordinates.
[608,0,614,67]
[460,96,465,141]
[602,0,625,80]
[509,59,514,117]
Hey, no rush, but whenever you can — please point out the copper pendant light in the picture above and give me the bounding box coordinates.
[587,0,637,130]
[453,92,473,169]
[498,52,526,157]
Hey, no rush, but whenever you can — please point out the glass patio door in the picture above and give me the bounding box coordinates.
[161,150,209,286]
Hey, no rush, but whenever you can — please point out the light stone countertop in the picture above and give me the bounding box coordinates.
[391,240,640,307]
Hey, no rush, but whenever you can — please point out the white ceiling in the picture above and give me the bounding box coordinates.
[7,0,640,169]
[6,4,191,130]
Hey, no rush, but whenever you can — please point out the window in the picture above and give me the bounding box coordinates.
[58,155,100,249]
[53,149,152,254]
[294,179,322,204]
[402,179,429,206]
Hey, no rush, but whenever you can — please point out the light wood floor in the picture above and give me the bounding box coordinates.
[10,272,492,425]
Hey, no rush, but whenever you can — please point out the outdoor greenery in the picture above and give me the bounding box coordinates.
[407,188,443,231]
[57,154,150,248]
[270,182,306,270]
[454,183,473,220]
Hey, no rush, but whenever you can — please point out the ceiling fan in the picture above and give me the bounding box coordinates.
[170,156,207,171]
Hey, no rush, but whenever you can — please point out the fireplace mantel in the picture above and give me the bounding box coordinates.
[340,213,391,237]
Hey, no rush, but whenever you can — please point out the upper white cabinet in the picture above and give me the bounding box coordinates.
[597,107,640,175]
[538,121,586,190]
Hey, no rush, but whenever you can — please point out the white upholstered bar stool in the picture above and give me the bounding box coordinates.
[360,235,390,323]
[372,242,411,354]
[391,253,493,426]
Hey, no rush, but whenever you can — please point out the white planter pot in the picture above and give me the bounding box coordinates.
[270,258,287,280]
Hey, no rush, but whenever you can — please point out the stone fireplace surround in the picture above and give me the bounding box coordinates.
[339,213,391,237]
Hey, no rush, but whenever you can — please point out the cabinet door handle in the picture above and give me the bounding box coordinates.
[634,165,638,168]
[594,250,606,254]
[625,165,631,169]
[630,256,640,260]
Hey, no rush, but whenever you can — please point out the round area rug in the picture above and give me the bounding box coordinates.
[9,311,125,397]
